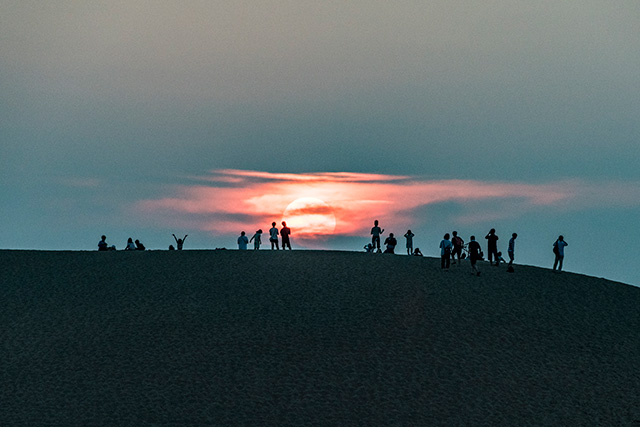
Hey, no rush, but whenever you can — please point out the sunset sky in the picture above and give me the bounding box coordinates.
[2,1,639,285]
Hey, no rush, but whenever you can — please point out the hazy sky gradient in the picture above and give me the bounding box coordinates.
[2,1,639,285]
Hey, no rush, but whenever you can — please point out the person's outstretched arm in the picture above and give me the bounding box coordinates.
[172,234,178,243]
[183,235,188,242]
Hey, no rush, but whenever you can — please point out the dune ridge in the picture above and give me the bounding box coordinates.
[1,250,638,426]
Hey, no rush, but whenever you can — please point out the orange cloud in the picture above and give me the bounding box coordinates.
[135,170,640,242]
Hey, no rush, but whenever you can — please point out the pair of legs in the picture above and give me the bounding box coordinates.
[553,255,564,271]
[282,239,291,250]
[441,254,450,269]
[406,246,412,256]
[470,258,480,276]
[488,248,499,265]
[372,236,381,251]
[270,239,279,250]
[508,251,514,266]
[451,247,462,264]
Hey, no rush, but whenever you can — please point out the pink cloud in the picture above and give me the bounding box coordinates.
[135,170,640,239]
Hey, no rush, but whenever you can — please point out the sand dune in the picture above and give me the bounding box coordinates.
[1,250,638,426]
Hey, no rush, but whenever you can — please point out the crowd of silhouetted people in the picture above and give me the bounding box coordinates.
[98,219,568,273]
[364,219,568,275]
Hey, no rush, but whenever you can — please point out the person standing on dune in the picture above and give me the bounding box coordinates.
[371,220,384,253]
[404,230,415,255]
[269,222,279,250]
[485,228,499,266]
[237,231,249,250]
[553,235,568,272]
[172,234,188,250]
[281,221,292,250]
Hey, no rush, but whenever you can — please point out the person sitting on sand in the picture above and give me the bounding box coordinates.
[404,230,415,255]
[413,248,423,256]
[440,233,453,269]
[281,221,292,250]
[172,234,188,250]
[467,236,482,276]
[269,222,279,250]
[250,229,262,250]
[371,220,384,252]
[135,239,145,251]
[364,243,375,253]
[98,235,116,251]
[553,235,568,272]
[125,237,136,251]
[237,231,249,250]
[384,233,397,254]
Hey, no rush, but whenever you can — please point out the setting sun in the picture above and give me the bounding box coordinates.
[282,198,337,237]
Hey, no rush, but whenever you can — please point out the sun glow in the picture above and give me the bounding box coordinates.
[282,198,336,237]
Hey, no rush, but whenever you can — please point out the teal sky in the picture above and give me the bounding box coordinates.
[1,1,639,285]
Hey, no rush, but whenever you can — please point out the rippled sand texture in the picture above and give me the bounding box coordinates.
[1,250,639,426]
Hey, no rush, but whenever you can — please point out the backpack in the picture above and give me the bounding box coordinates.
[552,241,559,255]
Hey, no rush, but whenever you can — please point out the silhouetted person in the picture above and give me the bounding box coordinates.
[250,229,262,250]
[467,236,482,276]
[98,235,115,251]
[404,230,415,255]
[237,231,249,250]
[451,231,464,264]
[383,233,397,254]
[269,222,279,250]
[485,228,499,266]
[553,235,568,272]
[413,248,423,256]
[135,239,145,251]
[169,245,175,250]
[281,221,292,250]
[440,233,452,269]
[507,233,518,271]
[364,243,375,253]
[172,234,188,250]
[125,237,136,251]
[371,220,384,252]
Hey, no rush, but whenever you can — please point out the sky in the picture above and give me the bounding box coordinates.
[1,1,639,286]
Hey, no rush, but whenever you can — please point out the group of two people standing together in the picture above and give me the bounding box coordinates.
[238,221,292,250]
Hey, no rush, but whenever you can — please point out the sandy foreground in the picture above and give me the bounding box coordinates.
[0,249,638,426]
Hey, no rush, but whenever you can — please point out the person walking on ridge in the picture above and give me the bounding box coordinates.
[440,233,453,270]
[451,231,464,265]
[250,229,262,250]
[467,236,482,276]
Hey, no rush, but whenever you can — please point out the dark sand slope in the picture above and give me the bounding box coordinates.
[1,250,638,426]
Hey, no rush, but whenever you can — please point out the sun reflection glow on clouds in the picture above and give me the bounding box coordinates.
[136,170,640,241]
